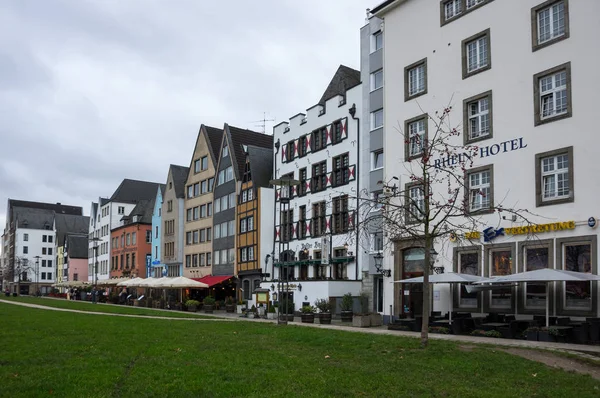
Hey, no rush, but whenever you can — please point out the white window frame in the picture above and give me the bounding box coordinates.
[240,219,247,233]
[408,119,425,157]
[370,232,384,253]
[226,166,234,182]
[214,198,221,213]
[222,146,229,158]
[408,185,424,221]
[468,97,490,140]
[214,225,221,239]
[370,69,383,92]
[218,170,225,185]
[248,246,254,261]
[242,190,248,203]
[537,1,566,44]
[371,30,383,53]
[193,206,199,220]
[194,160,200,173]
[444,0,462,20]
[468,169,491,212]
[540,71,567,120]
[370,109,383,131]
[241,248,247,262]
[247,216,254,231]
[466,0,484,9]
[541,153,569,201]
[201,156,208,170]
[247,189,253,201]
[408,64,425,97]
[213,251,221,265]
[228,192,236,209]
[228,220,235,236]
[466,36,488,73]
[371,150,384,170]
[228,248,235,263]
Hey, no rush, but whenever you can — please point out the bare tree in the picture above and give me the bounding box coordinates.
[351,104,537,348]
[11,257,32,294]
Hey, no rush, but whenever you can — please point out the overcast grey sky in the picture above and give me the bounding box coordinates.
[0,0,373,235]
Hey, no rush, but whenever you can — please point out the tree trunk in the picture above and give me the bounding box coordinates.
[420,239,431,348]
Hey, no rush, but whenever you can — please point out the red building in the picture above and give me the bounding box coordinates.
[110,200,154,278]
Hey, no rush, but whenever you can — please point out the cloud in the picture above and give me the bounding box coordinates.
[0,0,371,239]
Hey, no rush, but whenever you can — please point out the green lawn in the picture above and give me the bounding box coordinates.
[0,303,598,398]
[1,296,211,319]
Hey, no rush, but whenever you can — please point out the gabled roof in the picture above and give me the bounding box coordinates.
[66,234,89,259]
[246,145,273,189]
[187,125,223,175]
[169,165,189,199]
[12,207,55,230]
[121,197,156,225]
[7,199,82,219]
[109,179,163,204]
[224,124,273,181]
[318,65,361,106]
[55,214,90,246]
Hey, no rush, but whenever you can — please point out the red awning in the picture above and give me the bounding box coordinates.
[191,275,233,287]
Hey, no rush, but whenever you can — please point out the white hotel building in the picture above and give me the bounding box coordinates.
[372,0,600,321]
[268,66,363,310]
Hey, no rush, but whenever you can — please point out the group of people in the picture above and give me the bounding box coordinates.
[66,288,80,301]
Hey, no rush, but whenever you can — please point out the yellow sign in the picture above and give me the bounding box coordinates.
[465,232,481,240]
[256,292,269,304]
[505,221,576,235]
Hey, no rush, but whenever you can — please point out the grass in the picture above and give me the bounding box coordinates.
[1,296,211,319]
[0,303,599,398]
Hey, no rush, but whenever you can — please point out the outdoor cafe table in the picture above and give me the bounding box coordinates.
[481,322,508,331]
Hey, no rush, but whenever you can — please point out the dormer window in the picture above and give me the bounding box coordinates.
[222,145,229,158]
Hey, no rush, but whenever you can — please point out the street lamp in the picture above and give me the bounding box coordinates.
[270,174,300,326]
[373,252,391,277]
[90,237,101,289]
[34,256,41,296]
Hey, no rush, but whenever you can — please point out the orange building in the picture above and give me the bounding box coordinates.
[110,199,154,279]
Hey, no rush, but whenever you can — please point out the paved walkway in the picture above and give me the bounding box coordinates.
[2,298,600,359]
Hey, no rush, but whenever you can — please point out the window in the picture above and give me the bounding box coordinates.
[167,200,173,212]
[200,229,206,242]
[225,166,234,182]
[534,63,571,125]
[192,254,199,267]
[405,184,424,223]
[487,246,514,309]
[241,190,248,203]
[521,242,552,309]
[118,206,125,215]
[241,247,247,262]
[535,146,573,206]
[23,233,28,241]
[146,230,151,243]
[280,209,294,242]
[462,29,491,79]
[332,153,350,187]
[222,145,229,158]
[240,218,247,233]
[332,120,343,145]
[192,230,198,244]
[298,168,307,196]
[42,235,47,243]
[243,280,250,300]
[248,246,254,261]
[371,30,383,53]
[298,136,307,157]
[126,233,131,246]
[444,0,462,20]
[185,255,192,268]
[370,109,383,131]
[201,156,208,170]
[311,128,327,152]
[186,231,192,245]
[192,207,199,220]
[194,159,201,173]
[405,115,427,160]
[558,239,594,312]
[41,272,46,280]
[371,150,383,170]
[467,165,493,213]
[247,216,254,231]
[132,232,136,245]
[404,58,427,101]
[218,170,225,185]
[208,178,214,191]
[311,202,327,237]
[42,259,47,267]
[372,190,384,211]
[285,141,295,162]
[456,249,480,308]
[214,251,220,265]
[220,222,227,238]
[463,91,493,144]
[532,0,569,50]
[466,0,484,8]
[48,260,52,268]
[200,253,206,267]
[42,247,47,255]
[186,208,192,222]
[228,220,235,236]
[311,161,327,193]
[298,206,307,239]
[371,232,384,252]
[187,186,193,199]
[221,196,228,210]
[228,248,235,263]
[214,198,221,213]
[200,180,207,194]
[207,252,212,266]
[332,195,350,234]
[200,205,207,218]
[207,203,213,216]
[228,192,236,209]
[370,69,383,92]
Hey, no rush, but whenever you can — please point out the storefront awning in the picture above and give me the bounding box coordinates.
[191,275,233,287]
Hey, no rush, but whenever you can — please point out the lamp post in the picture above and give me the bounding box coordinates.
[270,174,300,326]
[430,248,442,274]
[373,252,391,277]
[90,237,101,290]
[34,256,41,296]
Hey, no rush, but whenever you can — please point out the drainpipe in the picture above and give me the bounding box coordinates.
[271,139,281,282]
[349,104,360,282]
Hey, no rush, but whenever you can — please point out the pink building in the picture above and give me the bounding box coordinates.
[65,235,88,282]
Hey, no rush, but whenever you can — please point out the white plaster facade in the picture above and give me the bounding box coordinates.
[266,80,363,310]
[13,227,57,291]
[375,0,600,319]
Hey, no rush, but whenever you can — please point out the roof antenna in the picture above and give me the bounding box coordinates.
[251,112,276,134]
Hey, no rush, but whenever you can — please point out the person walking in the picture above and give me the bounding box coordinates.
[92,287,98,304]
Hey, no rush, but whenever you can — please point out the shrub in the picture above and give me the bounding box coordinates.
[225,297,234,305]
[268,305,276,313]
[428,326,450,334]
[314,298,332,313]
[202,296,216,305]
[470,329,502,338]
[359,291,370,314]
[301,305,315,314]
[341,293,353,312]
[185,300,200,307]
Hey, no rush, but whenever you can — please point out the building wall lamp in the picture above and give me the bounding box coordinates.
[373,253,391,277]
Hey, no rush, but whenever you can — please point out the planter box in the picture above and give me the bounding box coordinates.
[225,305,235,313]
[279,314,294,322]
[319,313,332,324]
[188,305,197,312]
[537,331,555,342]
[133,300,140,307]
[204,305,214,314]
[340,311,353,323]
[267,312,275,320]
[237,305,245,314]
[301,314,315,324]
[352,315,371,328]
[526,331,539,341]
[370,313,383,327]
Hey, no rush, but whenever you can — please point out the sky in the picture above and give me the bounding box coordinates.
[0,0,374,239]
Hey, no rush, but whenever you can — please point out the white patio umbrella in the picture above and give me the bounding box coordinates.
[474,269,600,327]
[135,277,158,288]
[100,278,130,287]
[154,276,208,289]
[393,272,489,324]
[117,277,144,287]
